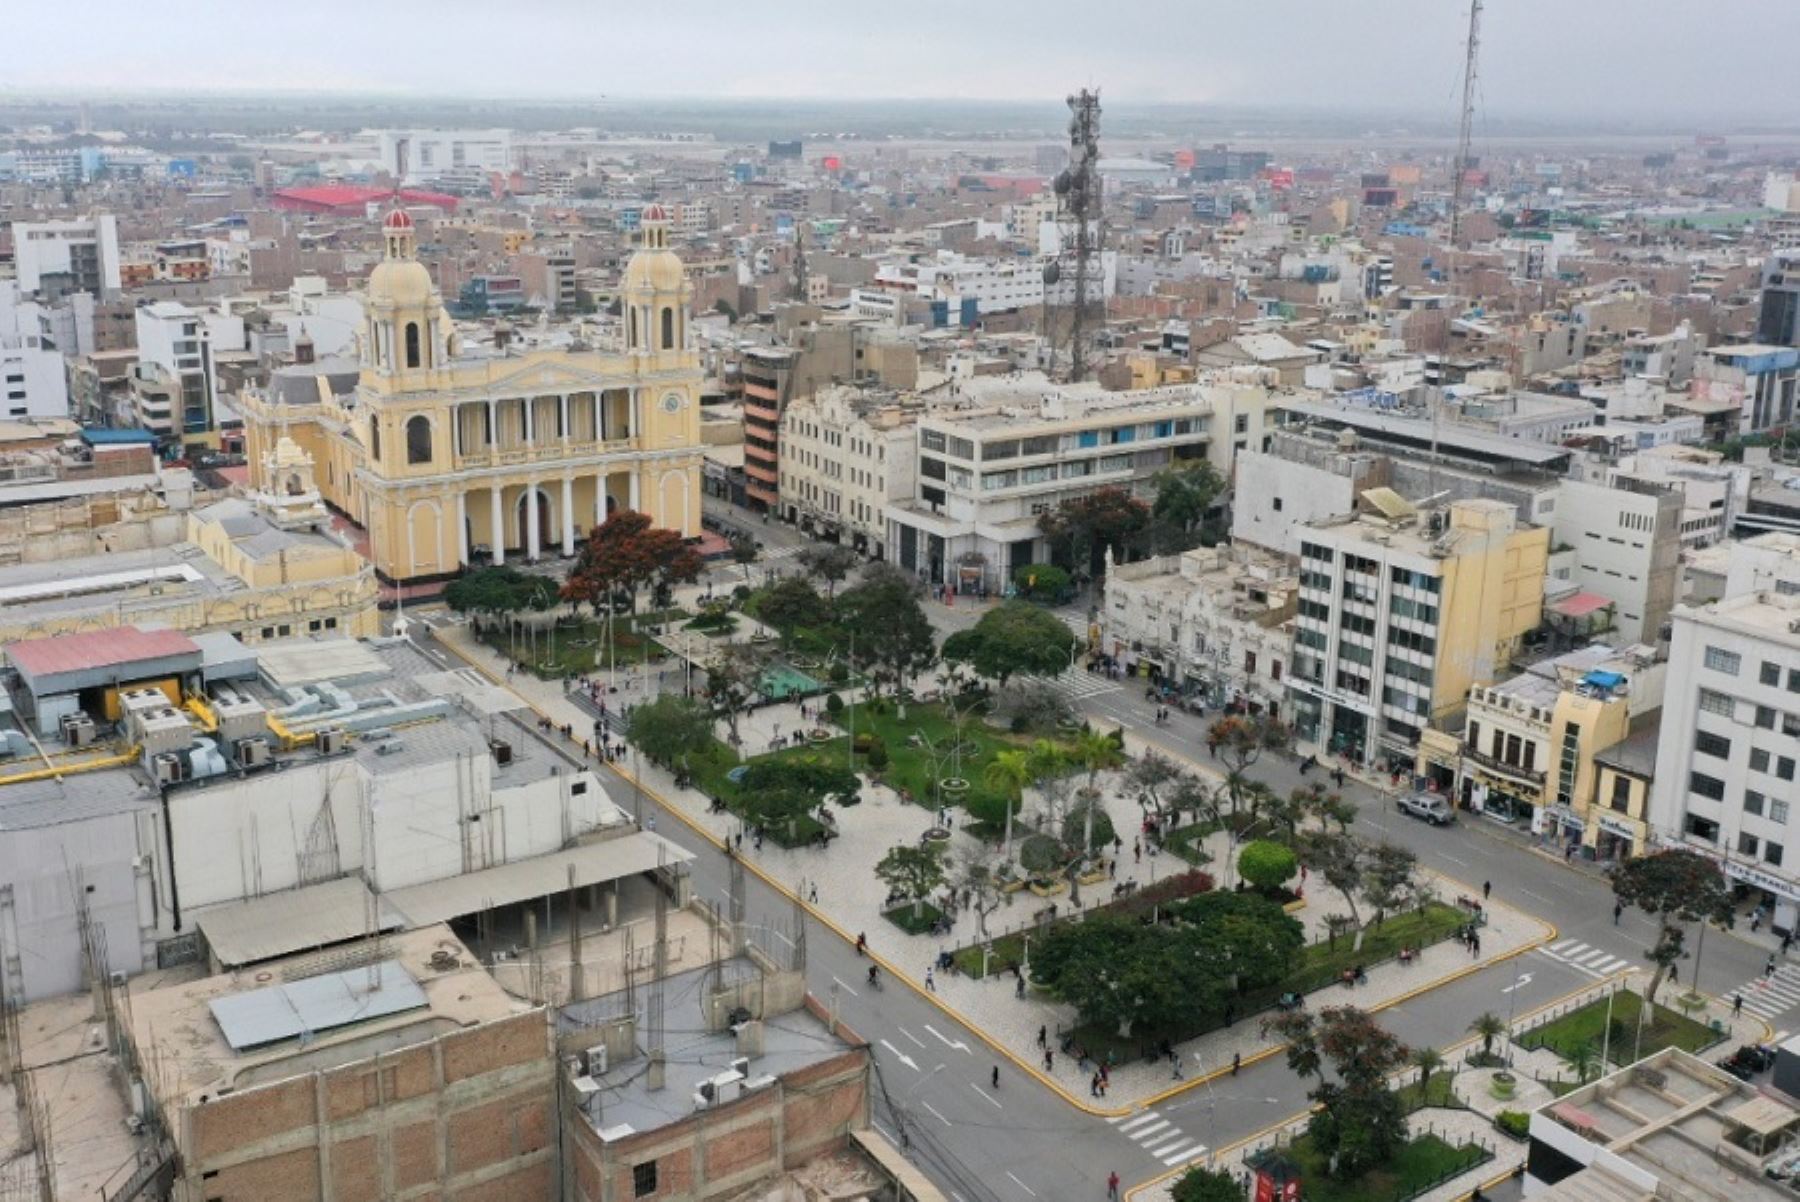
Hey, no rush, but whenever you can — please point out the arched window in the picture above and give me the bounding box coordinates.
[404,322,421,369]
[628,307,639,349]
[661,307,675,349]
[406,415,433,465]
[369,420,381,463]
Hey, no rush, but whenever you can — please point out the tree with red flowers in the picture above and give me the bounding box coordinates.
[562,510,702,618]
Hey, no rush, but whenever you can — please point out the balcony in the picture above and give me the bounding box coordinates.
[455,437,638,471]
[1465,746,1546,788]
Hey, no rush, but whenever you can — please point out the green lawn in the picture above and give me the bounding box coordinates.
[1398,1071,1461,1113]
[479,609,687,677]
[1068,902,1469,1062]
[832,699,1050,817]
[884,901,946,936]
[678,735,841,848]
[1285,1133,1491,1202]
[1517,989,1723,1066]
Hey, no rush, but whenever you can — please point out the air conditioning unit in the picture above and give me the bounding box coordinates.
[235,737,271,768]
[729,1056,749,1077]
[108,971,127,988]
[316,727,346,755]
[490,738,513,766]
[151,753,183,785]
[61,713,96,747]
[586,1044,608,1075]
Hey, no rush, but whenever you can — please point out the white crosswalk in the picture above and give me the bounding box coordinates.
[1107,1109,1210,1167]
[1724,966,1800,1021]
[1023,671,1123,702]
[1536,939,1632,979]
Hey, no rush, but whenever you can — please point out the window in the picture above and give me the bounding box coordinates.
[1273,497,1284,512]
[1688,771,1726,801]
[1757,705,1778,730]
[1740,832,1761,858]
[1791,669,1800,694]
[404,321,421,369]
[1769,843,1786,867]
[1775,800,1792,824]
[1748,790,1767,816]
[405,415,433,465]
[1752,748,1771,773]
[1704,646,1741,674]
[1695,730,1731,759]
[1763,661,1783,687]
[661,307,674,349]
[1610,775,1632,812]
[1698,689,1734,718]
[1686,813,1720,843]
[1782,756,1797,782]
[633,1161,658,1197]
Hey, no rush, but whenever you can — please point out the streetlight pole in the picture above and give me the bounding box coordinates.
[1504,966,1524,1066]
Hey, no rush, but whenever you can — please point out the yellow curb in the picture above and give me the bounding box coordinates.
[433,630,1126,1114]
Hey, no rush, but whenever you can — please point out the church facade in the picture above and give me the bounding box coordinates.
[242,204,705,589]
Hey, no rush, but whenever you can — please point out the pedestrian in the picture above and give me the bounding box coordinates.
[1613,902,1623,925]
[809,883,818,904]
[1735,993,1745,1017]
[1090,1072,1100,1097]
[1473,933,1481,956]
[1171,1057,1184,1081]
[925,968,936,992]
[1108,1170,1121,1201]
[1016,976,1026,999]
[1045,1049,1054,1072]
[1100,1063,1109,1086]
[647,814,656,833]
[1482,880,1492,900]
[1232,1052,1241,1076]
[1134,842,1142,865]
[1038,1024,1048,1049]
[1332,766,1343,786]
[1754,911,1764,933]
[1109,859,1117,880]
[992,1065,1000,1089]
[1768,954,1779,979]
[735,832,743,851]
[1785,932,1795,955]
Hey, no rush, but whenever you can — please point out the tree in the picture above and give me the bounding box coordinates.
[1610,849,1733,1002]
[1568,1039,1602,1085]
[981,748,1034,854]
[1263,781,1355,841]
[1238,840,1298,894]
[1469,1012,1507,1062]
[624,695,714,773]
[1263,1007,1409,1179]
[953,849,1005,938]
[837,564,936,697]
[1011,562,1071,603]
[736,757,859,841]
[1039,486,1150,577]
[753,576,831,641]
[444,565,559,624]
[875,842,947,920]
[796,543,859,598]
[705,641,770,749]
[1295,830,1369,949]
[1151,461,1224,544]
[1129,751,1214,829]
[1362,843,1421,927]
[563,510,702,618]
[1072,728,1124,798]
[995,681,1076,733]
[728,533,758,579]
[1171,1167,1243,1202]
[1411,1045,1445,1098]
[1206,714,1293,822]
[942,600,1078,685]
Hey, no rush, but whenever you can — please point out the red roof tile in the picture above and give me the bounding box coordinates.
[6,627,201,679]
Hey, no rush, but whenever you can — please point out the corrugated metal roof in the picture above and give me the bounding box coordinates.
[194,878,406,968]
[209,959,427,1050]
[5,627,201,680]
[384,832,694,927]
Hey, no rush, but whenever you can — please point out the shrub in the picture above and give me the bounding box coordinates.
[1063,802,1115,857]
[866,741,890,772]
[828,662,850,684]
[1238,840,1299,893]
[1019,833,1063,874]
[825,693,845,716]
[732,584,751,602]
[1496,1110,1530,1139]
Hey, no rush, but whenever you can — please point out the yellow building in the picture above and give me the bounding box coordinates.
[242,204,704,589]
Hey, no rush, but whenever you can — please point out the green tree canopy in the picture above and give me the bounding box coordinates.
[1011,562,1071,602]
[1265,1006,1410,1178]
[1238,840,1298,893]
[1151,461,1224,535]
[796,544,859,597]
[624,694,714,770]
[836,564,936,695]
[1611,849,1734,1001]
[736,757,860,835]
[444,565,559,617]
[875,842,947,917]
[752,576,832,637]
[1171,1167,1243,1202]
[1039,486,1150,577]
[942,601,1078,684]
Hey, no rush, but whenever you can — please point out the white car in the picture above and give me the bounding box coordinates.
[1397,793,1454,826]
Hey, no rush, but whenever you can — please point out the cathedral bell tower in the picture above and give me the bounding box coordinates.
[621,204,692,363]
[361,206,453,388]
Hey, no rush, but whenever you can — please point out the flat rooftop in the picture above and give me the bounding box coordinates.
[0,543,241,629]
[565,961,848,1137]
[128,924,529,1111]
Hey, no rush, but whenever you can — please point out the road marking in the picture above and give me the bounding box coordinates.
[831,976,860,997]
[1501,973,1534,994]
[1143,1132,1190,1154]
[879,1040,920,1071]
[926,1023,971,1053]
[1439,853,1469,866]
[899,1027,927,1049]
[1129,1120,1172,1141]
[1163,1143,1210,1167]
[1537,941,1631,980]
[922,1101,953,1126]
[1117,1112,1162,1133]
[970,1081,1003,1109]
[1521,889,1555,904]
[1006,1171,1038,1197]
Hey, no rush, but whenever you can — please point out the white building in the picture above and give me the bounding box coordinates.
[777,385,920,558]
[133,302,220,442]
[377,128,512,184]
[0,281,72,419]
[9,213,121,297]
[1551,476,1684,644]
[1649,539,1800,932]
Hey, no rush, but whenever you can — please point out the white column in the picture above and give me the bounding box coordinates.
[628,469,640,513]
[452,405,462,457]
[523,397,536,446]
[560,394,571,446]
[560,476,576,556]
[490,486,504,565]
[486,399,497,451]
[594,393,605,443]
[596,473,609,526]
[457,490,469,565]
[626,388,637,441]
[526,482,541,560]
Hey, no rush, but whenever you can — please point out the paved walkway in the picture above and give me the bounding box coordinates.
[432,617,1552,1114]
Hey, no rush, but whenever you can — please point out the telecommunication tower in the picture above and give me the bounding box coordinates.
[1046,89,1102,383]
[1449,0,1483,251]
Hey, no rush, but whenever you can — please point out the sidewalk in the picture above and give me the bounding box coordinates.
[434,619,1553,1114]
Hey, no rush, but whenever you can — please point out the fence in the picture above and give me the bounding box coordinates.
[1232,1119,1495,1202]
[1500,978,1735,1072]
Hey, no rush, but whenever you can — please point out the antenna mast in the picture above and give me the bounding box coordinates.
[1449,0,1483,252]
[1049,89,1102,383]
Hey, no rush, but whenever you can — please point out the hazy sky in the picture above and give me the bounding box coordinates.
[10,0,1799,120]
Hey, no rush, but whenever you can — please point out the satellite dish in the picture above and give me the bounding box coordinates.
[1042,262,1061,285]
[1054,170,1072,195]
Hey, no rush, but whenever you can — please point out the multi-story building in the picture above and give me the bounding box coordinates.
[1692,344,1799,435]
[132,301,220,448]
[241,205,704,590]
[1648,539,1800,933]
[1757,249,1800,349]
[883,373,1264,590]
[1551,476,1683,644]
[776,385,919,557]
[377,127,512,183]
[1102,544,1296,714]
[740,344,795,514]
[9,214,121,297]
[1289,496,1549,769]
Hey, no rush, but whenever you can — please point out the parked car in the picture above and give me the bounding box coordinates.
[1719,1044,1777,1080]
[1397,793,1454,826]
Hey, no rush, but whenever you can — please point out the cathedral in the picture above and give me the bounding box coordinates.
[242,203,705,591]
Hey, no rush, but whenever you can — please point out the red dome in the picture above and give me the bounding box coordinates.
[383,206,414,230]
[641,203,669,223]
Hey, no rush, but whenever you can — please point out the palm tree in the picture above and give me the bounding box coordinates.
[1470,1013,1507,1063]
[1410,1046,1445,1101]
[982,749,1034,858]
[1568,1039,1602,1084]
[1071,729,1124,858]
